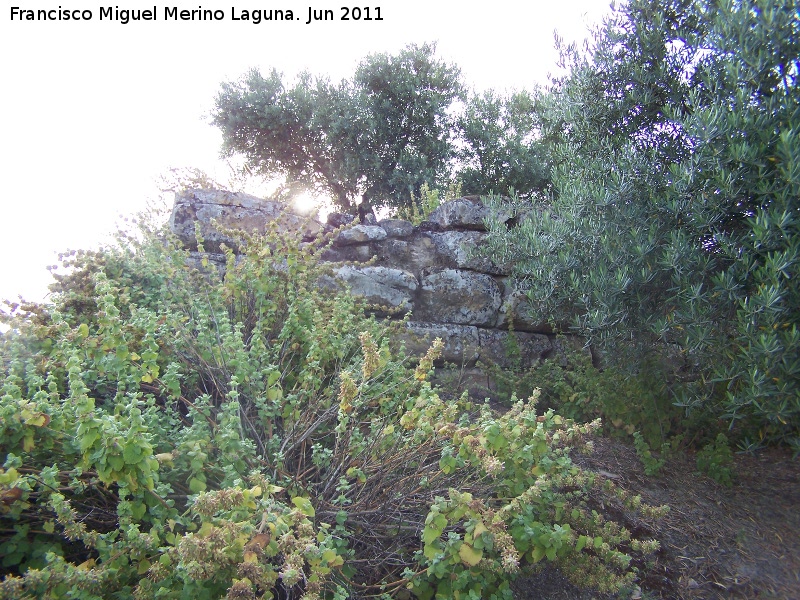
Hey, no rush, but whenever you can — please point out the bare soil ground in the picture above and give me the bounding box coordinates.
[511,437,800,599]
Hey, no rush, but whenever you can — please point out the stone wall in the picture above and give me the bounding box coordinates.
[170,189,589,400]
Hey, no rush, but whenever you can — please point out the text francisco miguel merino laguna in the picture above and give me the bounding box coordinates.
[10,5,385,24]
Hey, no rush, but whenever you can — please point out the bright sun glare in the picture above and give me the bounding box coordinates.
[293,192,335,222]
[293,192,319,215]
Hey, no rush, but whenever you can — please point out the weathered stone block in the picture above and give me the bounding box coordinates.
[400,322,480,366]
[376,235,441,277]
[319,244,375,263]
[497,285,556,333]
[170,189,321,252]
[478,330,553,369]
[185,252,227,276]
[428,231,507,275]
[428,196,492,230]
[417,269,502,327]
[331,266,417,314]
[334,225,387,245]
[378,219,414,238]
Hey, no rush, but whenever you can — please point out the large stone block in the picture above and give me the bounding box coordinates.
[428,231,507,275]
[185,252,227,276]
[170,189,321,252]
[330,266,417,314]
[319,244,375,263]
[376,235,442,277]
[400,322,480,366]
[417,270,502,327]
[477,330,553,369]
[497,285,556,333]
[378,219,414,238]
[334,224,387,245]
[428,197,492,230]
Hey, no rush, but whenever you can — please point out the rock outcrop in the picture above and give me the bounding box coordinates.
[170,189,589,400]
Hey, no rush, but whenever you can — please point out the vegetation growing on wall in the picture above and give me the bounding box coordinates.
[0,211,666,598]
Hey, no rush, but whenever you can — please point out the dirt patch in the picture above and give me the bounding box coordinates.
[512,437,800,599]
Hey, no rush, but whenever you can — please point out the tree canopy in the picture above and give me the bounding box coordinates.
[482,0,799,445]
[456,89,551,199]
[213,43,556,212]
[213,43,463,212]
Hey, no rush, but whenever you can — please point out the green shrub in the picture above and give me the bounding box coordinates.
[632,433,666,477]
[1,211,666,598]
[480,0,800,446]
[395,181,461,225]
[484,343,686,448]
[696,434,735,487]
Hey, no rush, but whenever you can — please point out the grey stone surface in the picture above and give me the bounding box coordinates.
[376,235,441,277]
[378,219,414,238]
[427,196,493,230]
[171,190,595,402]
[417,269,503,327]
[327,212,357,228]
[428,231,506,275]
[334,224,387,245]
[401,322,480,366]
[478,330,553,369]
[171,189,321,252]
[331,266,417,313]
[319,244,375,264]
[497,286,555,333]
[185,252,227,275]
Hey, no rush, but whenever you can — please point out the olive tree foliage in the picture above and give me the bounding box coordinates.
[456,90,552,199]
[213,43,463,212]
[482,0,800,444]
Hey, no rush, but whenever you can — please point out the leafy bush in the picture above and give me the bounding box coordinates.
[1,211,666,598]
[695,434,735,487]
[480,0,800,446]
[395,181,463,226]
[632,433,666,477]
[484,343,686,448]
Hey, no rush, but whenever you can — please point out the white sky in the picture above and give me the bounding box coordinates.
[1,1,612,304]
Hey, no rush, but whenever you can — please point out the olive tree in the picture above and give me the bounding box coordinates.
[482,0,799,444]
[213,43,463,212]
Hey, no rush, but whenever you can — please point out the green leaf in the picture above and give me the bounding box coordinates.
[123,443,143,465]
[188,477,207,493]
[423,524,442,545]
[423,542,440,560]
[292,496,315,517]
[322,549,344,567]
[108,455,125,472]
[131,501,147,520]
[459,543,483,566]
[79,431,100,452]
